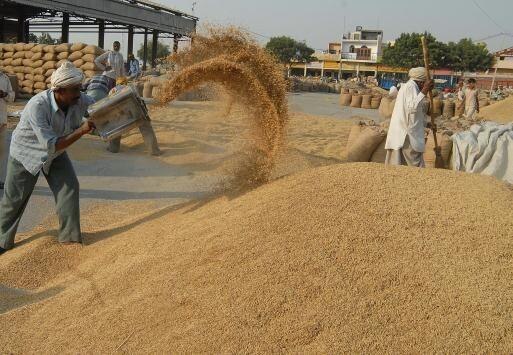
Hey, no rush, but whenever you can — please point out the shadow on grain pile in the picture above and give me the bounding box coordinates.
[157,27,288,192]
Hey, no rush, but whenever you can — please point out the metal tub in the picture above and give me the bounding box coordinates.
[87,85,150,141]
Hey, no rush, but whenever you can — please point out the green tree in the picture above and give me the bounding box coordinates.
[136,40,171,62]
[381,32,449,68]
[27,32,58,44]
[265,36,315,64]
[446,39,494,72]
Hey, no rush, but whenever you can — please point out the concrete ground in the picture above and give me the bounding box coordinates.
[4,92,379,234]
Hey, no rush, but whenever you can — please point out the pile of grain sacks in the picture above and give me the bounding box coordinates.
[339,88,383,110]
[0,42,104,96]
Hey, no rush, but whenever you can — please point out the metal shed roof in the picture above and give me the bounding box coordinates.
[4,0,197,35]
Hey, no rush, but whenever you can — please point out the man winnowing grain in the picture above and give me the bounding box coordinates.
[384,67,434,168]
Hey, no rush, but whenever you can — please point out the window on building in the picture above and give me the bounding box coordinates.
[349,45,355,53]
[353,33,360,41]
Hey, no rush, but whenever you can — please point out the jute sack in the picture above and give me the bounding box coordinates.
[339,93,352,106]
[13,66,24,73]
[22,59,32,67]
[4,44,14,52]
[152,85,161,98]
[43,45,56,53]
[3,58,13,66]
[11,58,23,66]
[424,130,453,169]
[23,67,33,74]
[25,73,34,81]
[33,67,44,75]
[44,69,56,77]
[371,96,382,109]
[5,66,15,74]
[347,126,387,162]
[24,51,34,59]
[68,51,83,62]
[23,43,36,51]
[34,74,45,82]
[31,60,44,69]
[43,61,56,70]
[34,89,44,94]
[432,97,443,117]
[55,43,71,53]
[31,44,44,53]
[15,73,24,81]
[31,52,43,61]
[80,62,97,71]
[442,100,455,119]
[361,94,373,109]
[378,97,396,119]
[70,43,86,52]
[346,121,376,149]
[14,43,25,51]
[370,136,388,163]
[82,45,103,55]
[45,76,52,84]
[57,52,69,60]
[350,95,362,108]
[22,79,34,88]
[143,82,153,98]
[73,59,85,68]
[43,53,58,61]
[2,52,13,59]
[21,86,33,94]
[34,82,46,90]
[82,54,96,63]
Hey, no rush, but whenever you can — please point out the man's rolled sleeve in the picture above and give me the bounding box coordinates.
[26,101,59,154]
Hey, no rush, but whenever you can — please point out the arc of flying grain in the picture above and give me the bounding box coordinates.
[156,57,283,159]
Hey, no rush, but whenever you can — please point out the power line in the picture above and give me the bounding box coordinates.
[245,29,271,39]
[472,0,507,33]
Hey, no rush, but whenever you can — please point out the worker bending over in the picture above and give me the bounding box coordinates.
[384,67,434,168]
[0,62,95,255]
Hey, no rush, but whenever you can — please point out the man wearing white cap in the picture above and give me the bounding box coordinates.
[0,61,96,254]
[384,67,434,168]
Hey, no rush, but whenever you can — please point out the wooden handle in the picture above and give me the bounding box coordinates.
[421,36,439,151]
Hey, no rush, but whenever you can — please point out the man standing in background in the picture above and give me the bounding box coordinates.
[127,53,141,80]
[462,78,479,120]
[95,41,125,79]
[0,69,15,190]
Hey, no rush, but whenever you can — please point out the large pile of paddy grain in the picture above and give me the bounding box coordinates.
[2,163,513,353]
[479,96,513,123]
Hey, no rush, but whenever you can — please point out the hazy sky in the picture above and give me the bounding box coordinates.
[66,0,513,57]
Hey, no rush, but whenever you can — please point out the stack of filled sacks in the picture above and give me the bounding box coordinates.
[345,119,454,169]
[0,42,104,95]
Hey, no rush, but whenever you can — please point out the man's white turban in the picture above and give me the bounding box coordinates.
[51,61,84,90]
[408,67,428,82]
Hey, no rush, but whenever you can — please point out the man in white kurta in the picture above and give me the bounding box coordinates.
[385,67,434,168]
[461,78,479,120]
[94,41,126,79]
[0,70,15,189]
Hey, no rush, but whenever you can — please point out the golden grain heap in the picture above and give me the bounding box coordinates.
[2,163,513,353]
[157,27,289,190]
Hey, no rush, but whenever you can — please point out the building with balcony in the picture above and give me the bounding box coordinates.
[289,42,342,79]
[340,26,383,79]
